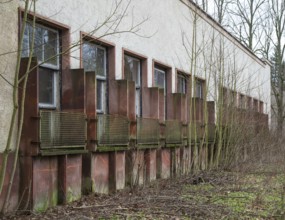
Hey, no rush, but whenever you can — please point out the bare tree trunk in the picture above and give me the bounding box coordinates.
[0,0,30,199]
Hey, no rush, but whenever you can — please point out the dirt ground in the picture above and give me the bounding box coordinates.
[3,170,285,220]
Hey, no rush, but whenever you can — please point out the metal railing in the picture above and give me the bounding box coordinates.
[136,117,160,144]
[165,120,182,144]
[97,114,130,146]
[39,110,86,149]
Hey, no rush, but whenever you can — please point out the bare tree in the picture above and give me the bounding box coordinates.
[193,0,208,12]
[269,0,285,135]
[228,0,268,52]
[213,0,233,25]
[0,0,148,213]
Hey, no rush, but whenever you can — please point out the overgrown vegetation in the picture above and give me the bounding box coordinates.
[4,170,285,219]
[0,0,282,217]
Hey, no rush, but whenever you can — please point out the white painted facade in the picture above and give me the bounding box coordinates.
[0,0,271,152]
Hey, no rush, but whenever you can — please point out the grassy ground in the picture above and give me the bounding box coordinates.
[4,170,285,219]
[182,171,285,219]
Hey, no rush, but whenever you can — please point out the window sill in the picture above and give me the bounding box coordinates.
[39,104,56,110]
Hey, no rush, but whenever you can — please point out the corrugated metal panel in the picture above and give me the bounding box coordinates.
[40,110,86,149]
[97,114,130,146]
[136,118,160,144]
[165,120,182,144]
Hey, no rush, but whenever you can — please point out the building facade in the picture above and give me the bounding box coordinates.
[0,0,270,212]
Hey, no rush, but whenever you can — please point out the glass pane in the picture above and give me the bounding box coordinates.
[196,80,202,98]
[136,89,141,116]
[96,47,106,77]
[22,23,30,57]
[82,43,106,78]
[82,42,96,72]
[34,26,44,62]
[178,75,186,94]
[22,23,44,61]
[124,57,131,80]
[154,68,165,90]
[39,68,55,106]
[124,55,140,86]
[43,28,58,66]
[97,80,106,112]
[133,60,140,86]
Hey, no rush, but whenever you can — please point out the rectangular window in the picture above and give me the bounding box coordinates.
[177,74,186,94]
[39,67,56,106]
[247,97,252,110]
[222,88,228,106]
[124,55,141,116]
[230,91,236,107]
[154,66,166,119]
[82,42,107,113]
[154,67,166,92]
[22,22,59,108]
[253,99,258,112]
[259,101,264,113]
[195,79,203,98]
[239,94,245,109]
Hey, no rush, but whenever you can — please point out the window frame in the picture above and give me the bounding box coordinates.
[124,54,141,87]
[82,41,108,114]
[22,21,60,70]
[195,78,203,99]
[247,96,252,110]
[253,99,259,112]
[22,21,60,109]
[154,65,167,120]
[177,73,187,94]
[38,68,58,109]
[124,54,142,117]
[230,90,237,107]
[259,101,264,113]
[239,93,245,109]
[154,67,166,94]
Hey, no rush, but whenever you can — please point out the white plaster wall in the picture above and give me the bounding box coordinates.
[0,0,271,152]
[0,2,19,152]
[28,0,270,98]
[30,0,270,99]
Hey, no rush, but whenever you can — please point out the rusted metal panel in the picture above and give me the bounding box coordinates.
[97,114,129,146]
[207,101,215,124]
[191,98,204,123]
[142,87,159,119]
[136,118,160,145]
[19,58,39,156]
[165,120,182,144]
[62,68,85,112]
[145,149,156,182]
[85,71,97,151]
[159,88,165,122]
[39,110,86,149]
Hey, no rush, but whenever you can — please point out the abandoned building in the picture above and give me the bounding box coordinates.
[0,0,271,212]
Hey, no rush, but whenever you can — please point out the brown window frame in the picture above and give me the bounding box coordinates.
[19,8,70,110]
[153,60,172,120]
[81,33,116,114]
[194,77,205,100]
